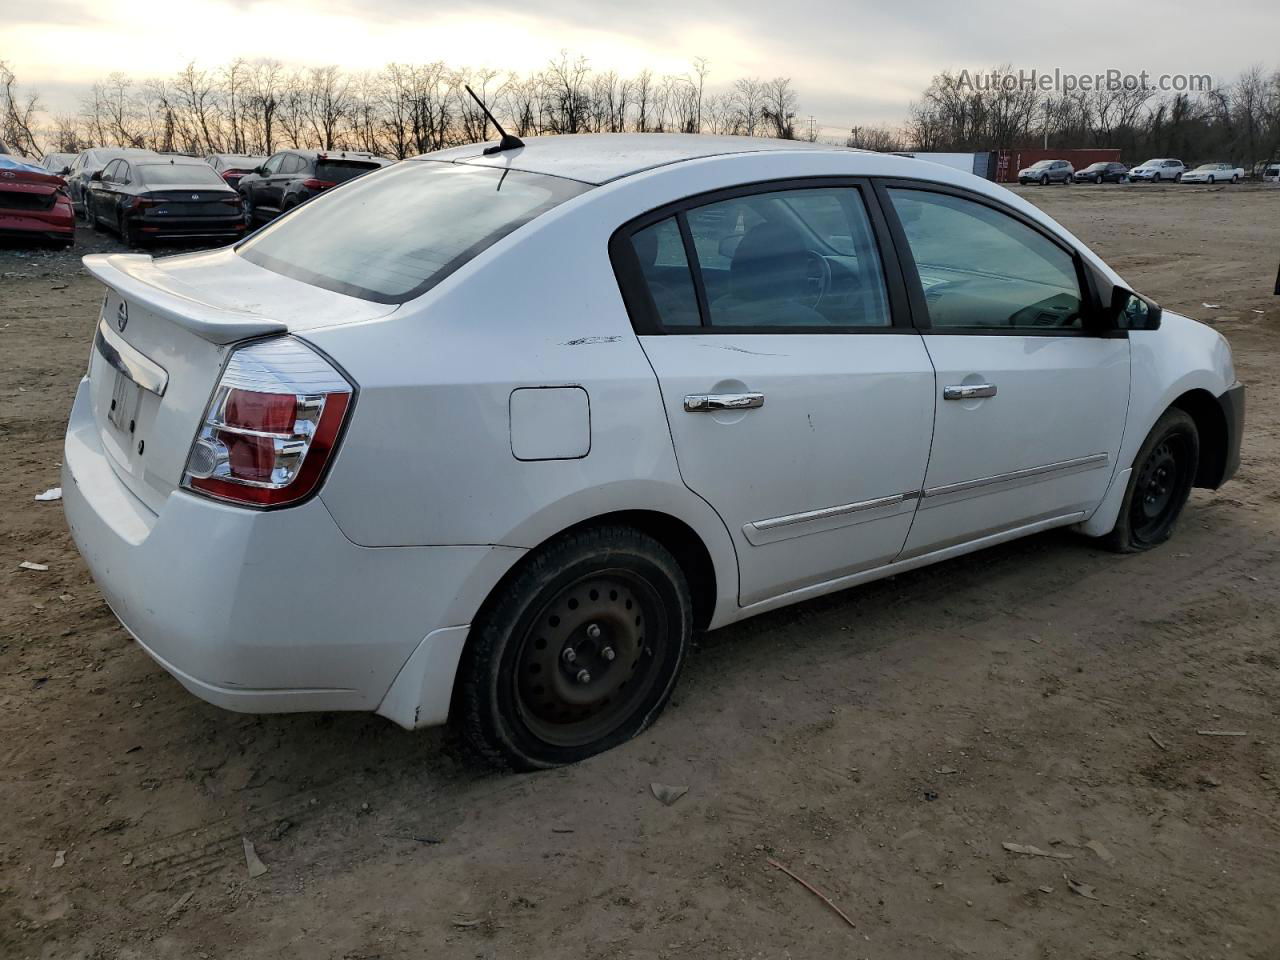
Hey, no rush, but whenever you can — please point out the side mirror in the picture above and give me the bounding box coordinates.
[89,170,102,181]
[1111,286,1162,331]
[254,166,267,176]
[60,166,71,176]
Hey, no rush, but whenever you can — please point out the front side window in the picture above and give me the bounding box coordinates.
[887,188,1083,330]
[624,185,891,330]
[238,161,588,303]
[263,154,285,175]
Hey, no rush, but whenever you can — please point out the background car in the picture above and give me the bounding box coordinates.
[41,153,77,175]
[65,147,157,216]
[1017,159,1074,184]
[1129,158,1186,182]
[64,135,1243,770]
[1073,161,1129,184]
[1264,161,1280,183]
[1180,162,1244,184]
[237,149,391,224]
[0,154,75,248]
[205,153,268,190]
[85,155,244,246]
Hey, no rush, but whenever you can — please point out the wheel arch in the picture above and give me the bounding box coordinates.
[481,508,723,633]
[1171,387,1229,488]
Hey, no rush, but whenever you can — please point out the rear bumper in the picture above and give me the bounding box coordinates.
[136,216,245,240]
[62,376,521,722]
[1217,382,1245,486]
[0,209,74,239]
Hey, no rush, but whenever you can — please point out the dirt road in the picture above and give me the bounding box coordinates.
[2,184,1278,959]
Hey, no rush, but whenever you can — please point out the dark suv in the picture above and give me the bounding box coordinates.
[237,150,391,224]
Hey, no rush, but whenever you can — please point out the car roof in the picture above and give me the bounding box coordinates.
[416,133,853,185]
[135,156,209,166]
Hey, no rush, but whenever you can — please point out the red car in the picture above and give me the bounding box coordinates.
[0,156,75,248]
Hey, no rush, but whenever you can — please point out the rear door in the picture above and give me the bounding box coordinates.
[614,180,936,606]
[878,183,1129,557]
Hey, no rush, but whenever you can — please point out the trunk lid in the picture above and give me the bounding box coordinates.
[0,168,62,211]
[140,187,240,219]
[82,250,395,513]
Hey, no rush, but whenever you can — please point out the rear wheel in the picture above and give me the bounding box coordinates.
[118,212,140,248]
[455,525,692,770]
[1231,174,1239,183]
[1103,408,1199,553]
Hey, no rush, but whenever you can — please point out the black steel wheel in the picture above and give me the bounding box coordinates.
[455,525,692,770]
[1103,408,1199,553]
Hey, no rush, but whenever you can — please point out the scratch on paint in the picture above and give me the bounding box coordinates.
[563,335,622,345]
[696,342,784,357]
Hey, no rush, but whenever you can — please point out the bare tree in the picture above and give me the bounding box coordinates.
[762,76,797,139]
[0,60,42,156]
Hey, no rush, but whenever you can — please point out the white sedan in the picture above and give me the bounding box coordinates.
[63,134,1245,769]
[1181,163,1244,184]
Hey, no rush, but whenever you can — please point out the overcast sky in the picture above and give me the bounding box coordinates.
[4,0,1278,134]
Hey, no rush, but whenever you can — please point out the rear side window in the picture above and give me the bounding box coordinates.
[630,217,701,327]
[315,159,380,183]
[237,161,588,303]
[887,188,1083,330]
[623,185,891,330]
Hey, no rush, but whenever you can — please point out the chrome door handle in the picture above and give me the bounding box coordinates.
[683,392,765,412]
[943,383,997,400]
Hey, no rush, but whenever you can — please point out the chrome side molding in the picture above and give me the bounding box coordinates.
[752,491,917,532]
[95,317,169,397]
[923,453,1109,499]
[684,392,765,412]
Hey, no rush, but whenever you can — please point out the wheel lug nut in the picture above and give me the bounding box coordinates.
[586,623,601,639]
[601,646,615,661]
[562,647,577,664]
[576,668,591,684]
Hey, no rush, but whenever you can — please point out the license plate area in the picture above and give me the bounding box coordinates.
[107,371,143,435]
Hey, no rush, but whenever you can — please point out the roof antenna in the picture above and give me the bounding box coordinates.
[464,84,524,155]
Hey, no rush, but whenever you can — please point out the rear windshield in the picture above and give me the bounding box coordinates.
[139,164,225,186]
[315,159,382,184]
[237,161,589,303]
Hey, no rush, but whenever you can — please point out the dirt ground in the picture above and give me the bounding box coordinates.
[3,183,1279,960]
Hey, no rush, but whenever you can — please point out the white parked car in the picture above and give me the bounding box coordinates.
[1180,163,1244,184]
[63,135,1245,769]
[1128,158,1186,182]
[1263,161,1280,183]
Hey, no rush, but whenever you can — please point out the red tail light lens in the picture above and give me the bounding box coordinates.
[182,339,354,508]
[301,178,336,190]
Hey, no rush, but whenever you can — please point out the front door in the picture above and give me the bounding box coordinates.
[617,181,936,606]
[880,184,1130,556]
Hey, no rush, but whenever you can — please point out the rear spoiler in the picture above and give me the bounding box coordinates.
[83,253,287,345]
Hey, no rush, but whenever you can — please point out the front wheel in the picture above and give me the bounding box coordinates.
[454,525,692,770]
[1208,175,1215,184]
[1096,174,1104,184]
[1039,174,1049,186]
[1103,408,1199,553]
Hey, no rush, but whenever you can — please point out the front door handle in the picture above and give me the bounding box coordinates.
[943,383,997,400]
[684,392,765,412]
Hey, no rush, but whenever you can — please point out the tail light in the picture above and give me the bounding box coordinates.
[220,196,243,207]
[182,338,354,507]
[301,178,336,190]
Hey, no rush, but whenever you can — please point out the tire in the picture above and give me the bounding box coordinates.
[1103,408,1199,553]
[119,212,140,248]
[1208,175,1215,184]
[454,525,693,770]
[1096,174,1104,184]
[1039,174,1049,186]
[1152,173,1161,183]
[1231,175,1239,184]
[1174,173,1182,182]
[240,191,255,226]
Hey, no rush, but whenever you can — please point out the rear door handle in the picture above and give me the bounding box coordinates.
[684,392,765,412]
[943,383,997,400]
